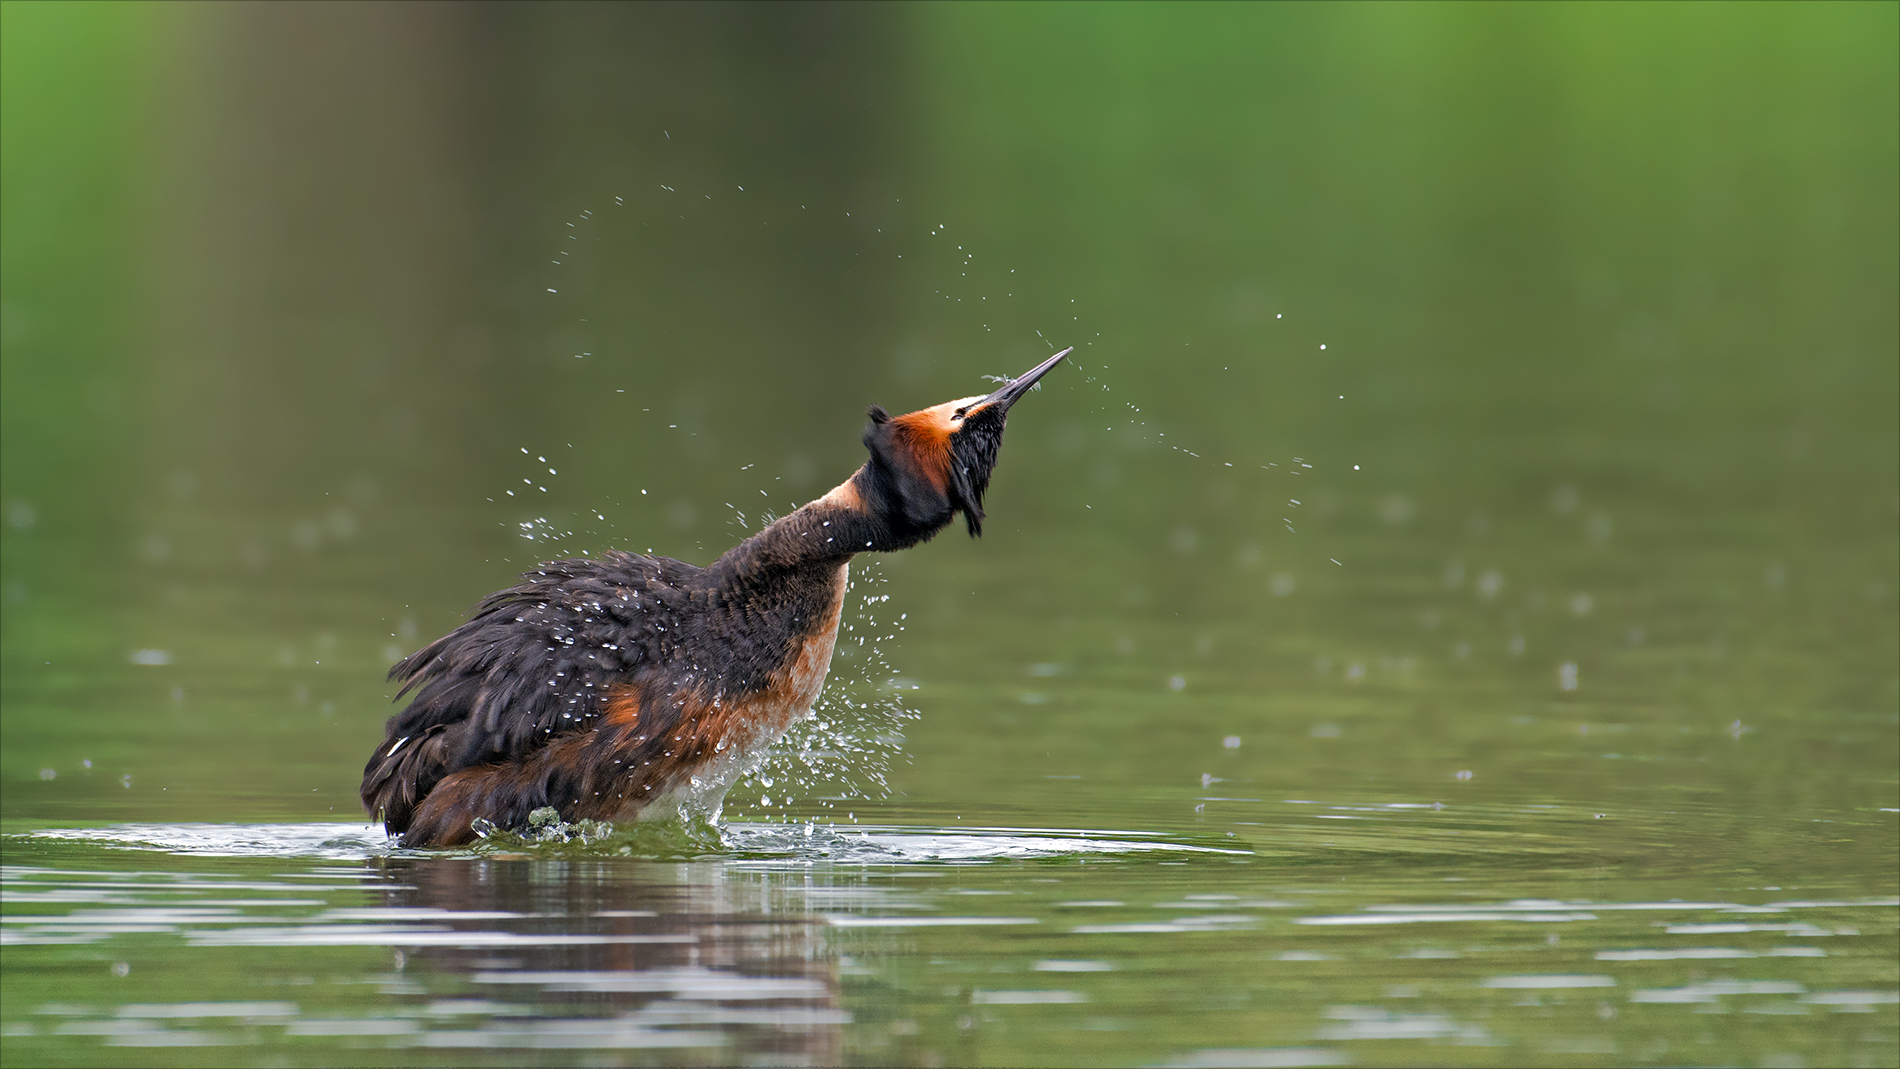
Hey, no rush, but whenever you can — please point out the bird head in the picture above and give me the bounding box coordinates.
[860,347,1069,541]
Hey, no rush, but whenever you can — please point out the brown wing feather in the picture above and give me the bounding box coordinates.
[360,552,694,836]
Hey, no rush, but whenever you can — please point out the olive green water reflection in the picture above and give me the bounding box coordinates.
[3,3,1896,1067]
[4,829,1898,1068]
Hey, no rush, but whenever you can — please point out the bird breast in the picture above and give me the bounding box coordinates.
[742,558,848,739]
[607,560,848,820]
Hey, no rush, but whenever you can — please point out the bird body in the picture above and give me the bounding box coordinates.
[363,349,1068,847]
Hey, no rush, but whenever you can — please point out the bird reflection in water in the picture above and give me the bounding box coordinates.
[365,855,846,1059]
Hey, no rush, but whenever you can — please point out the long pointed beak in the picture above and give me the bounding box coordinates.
[978,347,1071,413]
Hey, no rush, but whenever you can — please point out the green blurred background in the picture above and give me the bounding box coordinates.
[3,1,1895,835]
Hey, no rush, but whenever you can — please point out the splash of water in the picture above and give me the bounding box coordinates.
[723,560,917,823]
[24,820,1245,863]
[467,807,725,859]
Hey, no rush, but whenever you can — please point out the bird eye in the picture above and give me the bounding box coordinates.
[952,408,967,420]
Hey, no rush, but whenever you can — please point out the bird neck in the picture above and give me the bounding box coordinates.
[711,468,891,581]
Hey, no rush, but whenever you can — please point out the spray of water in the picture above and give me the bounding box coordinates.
[723,559,917,823]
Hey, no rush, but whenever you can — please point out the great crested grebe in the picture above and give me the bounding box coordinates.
[362,348,1070,847]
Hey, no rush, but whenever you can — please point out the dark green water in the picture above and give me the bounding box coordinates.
[3,4,1895,1066]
